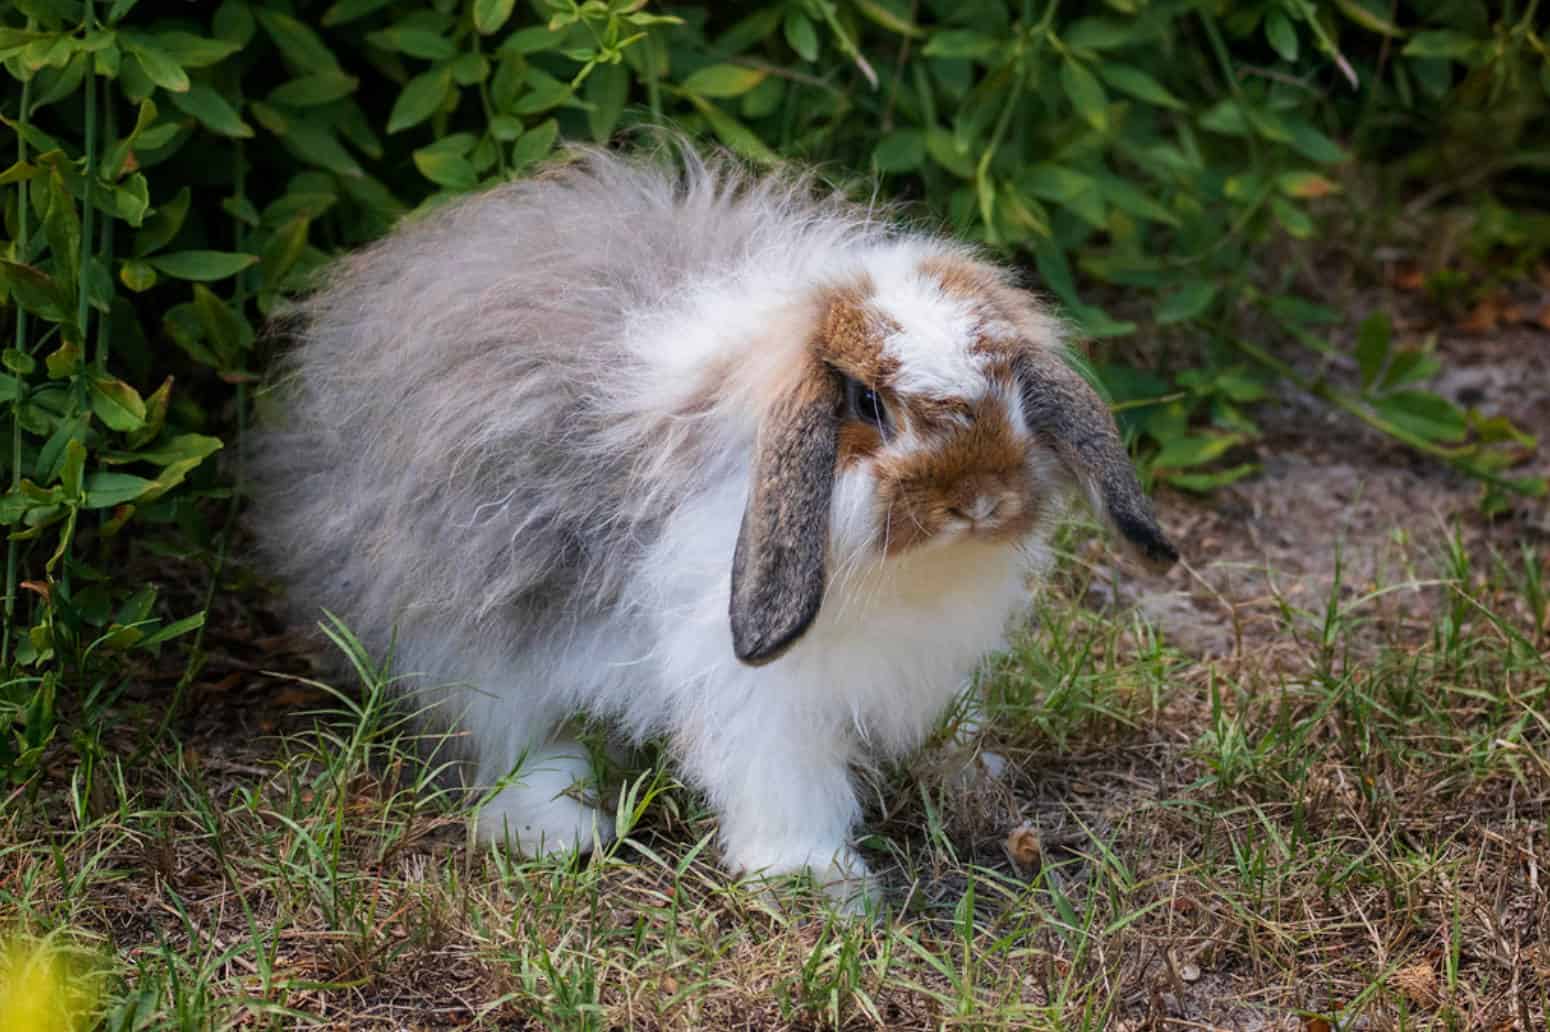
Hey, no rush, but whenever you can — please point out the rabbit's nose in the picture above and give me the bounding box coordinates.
[949,495,1004,525]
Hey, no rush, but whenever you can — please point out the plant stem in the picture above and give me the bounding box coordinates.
[3,68,33,673]
[77,0,97,353]
[95,92,114,370]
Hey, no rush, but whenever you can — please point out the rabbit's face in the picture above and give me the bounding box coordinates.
[817,258,1060,559]
[729,250,1176,667]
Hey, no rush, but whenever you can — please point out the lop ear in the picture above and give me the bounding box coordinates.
[730,362,842,665]
[1015,350,1179,572]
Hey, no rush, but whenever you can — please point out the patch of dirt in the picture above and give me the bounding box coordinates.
[1118,312,1550,664]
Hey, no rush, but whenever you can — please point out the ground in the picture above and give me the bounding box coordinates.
[3,271,1548,1030]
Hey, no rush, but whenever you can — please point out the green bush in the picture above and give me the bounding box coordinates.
[3,0,1547,780]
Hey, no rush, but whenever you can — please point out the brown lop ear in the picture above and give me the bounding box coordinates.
[1015,350,1179,572]
[730,362,843,665]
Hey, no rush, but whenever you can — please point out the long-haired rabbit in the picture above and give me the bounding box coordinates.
[249,142,1176,906]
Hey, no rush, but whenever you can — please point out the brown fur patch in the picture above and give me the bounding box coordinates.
[918,254,1063,363]
[873,390,1043,556]
[814,280,900,388]
[837,421,886,468]
[918,254,1003,301]
[897,394,975,436]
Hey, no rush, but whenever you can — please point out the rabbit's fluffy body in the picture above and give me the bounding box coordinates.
[252,147,1173,899]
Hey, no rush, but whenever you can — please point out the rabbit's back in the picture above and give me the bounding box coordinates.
[249,146,884,660]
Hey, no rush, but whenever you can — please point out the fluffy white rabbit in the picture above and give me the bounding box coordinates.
[250,142,1176,906]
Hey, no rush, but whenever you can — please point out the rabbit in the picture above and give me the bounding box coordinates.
[248,140,1177,908]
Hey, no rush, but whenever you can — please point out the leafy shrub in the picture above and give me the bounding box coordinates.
[3,0,1547,780]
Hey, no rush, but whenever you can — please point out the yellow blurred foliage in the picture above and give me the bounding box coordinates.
[0,935,98,1032]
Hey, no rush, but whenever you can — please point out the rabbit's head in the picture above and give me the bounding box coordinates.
[730,250,1177,666]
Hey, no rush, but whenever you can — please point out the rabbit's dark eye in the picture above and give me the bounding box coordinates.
[845,377,888,431]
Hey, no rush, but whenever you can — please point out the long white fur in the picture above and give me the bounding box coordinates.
[250,143,1068,897]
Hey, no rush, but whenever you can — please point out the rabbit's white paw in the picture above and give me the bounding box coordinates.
[808,850,883,916]
[476,739,614,857]
[734,843,881,917]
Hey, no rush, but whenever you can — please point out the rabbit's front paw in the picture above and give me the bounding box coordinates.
[808,850,883,916]
[475,738,614,858]
[733,843,881,917]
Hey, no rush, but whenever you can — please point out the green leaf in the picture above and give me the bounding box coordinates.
[1335,0,1401,36]
[489,114,523,141]
[852,0,922,38]
[213,0,257,46]
[368,27,457,60]
[513,68,574,115]
[681,63,767,98]
[126,376,171,449]
[46,341,81,379]
[125,432,222,466]
[510,118,557,170]
[499,25,562,56]
[192,284,251,360]
[388,66,453,133]
[138,613,205,648]
[119,260,156,292]
[413,147,477,190]
[134,185,190,256]
[147,251,258,282]
[925,128,974,178]
[1374,391,1467,443]
[1068,303,1137,338]
[259,215,312,292]
[89,374,148,432]
[60,439,86,500]
[168,84,252,138]
[0,161,41,185]
[1095,62,1184,110]
[1165,463,1259,493]
[451,52,489,87]
[689,97,777,164]
[1355,311,1390,390]
[1402,30,1479,62]
[1020,163,1105,227]
[43,170,81,281]
[323,0,396,26]
[268,70,359,107]
[0,260,73,322]
[1060,60,1108,131]
[873,130,925,173]
[122,37,189,93]
[83,472,155,509]
[256,10,340,71]
[1379,348,1442,392]
[1097,173,1178,226]
[1265,11,1298,62]
[1,349,35,375]
[783,10,819,62]
[1155,282,1218,324]
[585,62,628,142]
[273,118,363,177]
[1032,239,1078,307]
[474,0,516,35]
[1152,432,1244,470]
[1286,118,1347,163]
[1270,196,1314,238]
[1063,17,1135,51]
[152,31,241,68]
[1198,98,1250,136]
[922,29,999,60]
